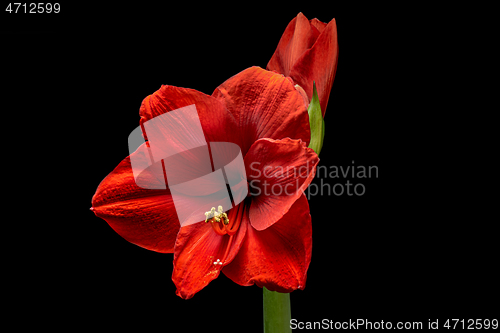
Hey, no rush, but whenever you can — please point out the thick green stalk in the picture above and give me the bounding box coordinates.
[263,287,291,333]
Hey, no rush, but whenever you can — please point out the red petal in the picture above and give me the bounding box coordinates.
[140,84,244,152]
[266,13,319,77]
[244,138,318,230]
[91,144,179,253]
[212,66,310,155]
[223,194,312,292]
[309,18,327,34]
[289,18,339,117]
[172,202,248,299]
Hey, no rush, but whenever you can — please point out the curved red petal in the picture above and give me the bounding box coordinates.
[139,84,244,151]
[289,18,339,117]
[266,15,297,76]
[172,202,248,299]
[222,194,312,292]
[309,18,327,34]
[91,144,179,253]
[212,66,310,155]
[244,138,318,230]
[266,13,319,77]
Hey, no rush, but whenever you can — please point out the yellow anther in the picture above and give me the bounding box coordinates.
[204,206,229,224]
[205,207,216,222]
[221,212,229,225]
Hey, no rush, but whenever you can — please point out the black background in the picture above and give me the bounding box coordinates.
[2,2,497,331]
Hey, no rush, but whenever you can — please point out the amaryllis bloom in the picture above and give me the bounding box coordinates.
[267,12,339,117]
[91,66,319,299]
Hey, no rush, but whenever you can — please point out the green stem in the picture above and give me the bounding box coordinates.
[263,287,291,333]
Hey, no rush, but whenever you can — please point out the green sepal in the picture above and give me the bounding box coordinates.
[307,81,325,155]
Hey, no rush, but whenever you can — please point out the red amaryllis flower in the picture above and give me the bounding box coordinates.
[267,12,339,117]
[91,66,319,299]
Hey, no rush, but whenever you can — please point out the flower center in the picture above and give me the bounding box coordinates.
[204,205,241,236]
[205,206,229,225]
